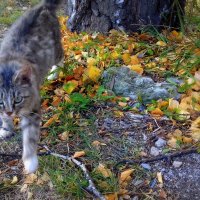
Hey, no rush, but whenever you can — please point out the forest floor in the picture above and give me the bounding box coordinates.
[0,1,200,200]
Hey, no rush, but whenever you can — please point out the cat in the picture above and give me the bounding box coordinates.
[0,0,63,173]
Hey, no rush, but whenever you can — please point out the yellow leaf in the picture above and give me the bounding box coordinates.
[157,100,168,108]
[131,55,140,65]
[182,136,193,144]
[122,53,131,65]
[114,110,124,117]
[11,176,18,184]
[190,117,200,141]
[43,114,59,127]
[24,173,38,184]
[105,193,118,200]
[111,51,119,59]
[92,140,101,147]
[156,41,167,47]
[157,172,163,186]
[128,64,143,75]
[167,137,178,148]
[73,151,86,158]
[87,57,97,66]
[63,80,78,94]
[119,169,134,183]
[118,102,127,107]
[83,66,101,83]
[151,108,164,116]
[96,163,112,178]
[52,96,61,107]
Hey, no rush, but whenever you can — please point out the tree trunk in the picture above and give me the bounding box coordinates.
[66,0,186,33]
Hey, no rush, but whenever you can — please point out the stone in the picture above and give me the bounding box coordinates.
[102,66,180,104]
[155,138,167,148]
[150,146,160,156]
[173,161,183,168]
[141,163,151,170]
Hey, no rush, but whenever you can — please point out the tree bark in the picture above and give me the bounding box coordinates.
[66,0,186,33]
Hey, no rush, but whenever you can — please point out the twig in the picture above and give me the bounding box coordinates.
[42,145,105,200]
[114,147,199,169]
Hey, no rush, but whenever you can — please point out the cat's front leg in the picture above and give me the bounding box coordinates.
[21,112,40,174]
[0,115,14,139]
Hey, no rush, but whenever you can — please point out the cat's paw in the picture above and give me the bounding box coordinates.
[0,129,13,139]
[24,155,38,174]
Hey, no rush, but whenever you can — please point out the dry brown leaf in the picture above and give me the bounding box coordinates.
[24,173,38,184]
[58,131,69,141]
[96,163,112,178]
[150,108,164,116]
[190,117,200,141]
[43,114,59,127]
[105,193,118,200]
[73,151,86,158]
[119,169,134,183]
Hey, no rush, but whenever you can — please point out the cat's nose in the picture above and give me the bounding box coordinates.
[6,112,13,116]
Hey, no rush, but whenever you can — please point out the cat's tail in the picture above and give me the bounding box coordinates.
[42,0,62,10]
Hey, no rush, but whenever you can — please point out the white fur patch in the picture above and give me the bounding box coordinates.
[0,129,12,139]
[47,65,59,80]
[24,155,38,174]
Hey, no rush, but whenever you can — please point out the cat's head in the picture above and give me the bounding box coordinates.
[0,61,38,117]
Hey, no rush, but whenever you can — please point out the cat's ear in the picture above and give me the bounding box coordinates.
[14,66,32,86]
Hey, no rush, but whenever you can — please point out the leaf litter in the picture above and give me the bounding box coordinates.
[1,16,200,199]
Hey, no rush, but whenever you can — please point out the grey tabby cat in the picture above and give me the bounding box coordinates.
[0,0,63,173]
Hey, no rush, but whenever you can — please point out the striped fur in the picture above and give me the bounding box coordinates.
[0,0,63,173]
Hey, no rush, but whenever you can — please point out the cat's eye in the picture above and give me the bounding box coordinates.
[14,96,23,104]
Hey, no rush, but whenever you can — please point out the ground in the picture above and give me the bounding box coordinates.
[0,1,200,200]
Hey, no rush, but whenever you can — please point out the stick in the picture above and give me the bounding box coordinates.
[42,145,105,200]
[114,147,199,170]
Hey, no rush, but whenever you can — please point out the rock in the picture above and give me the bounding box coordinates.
[141,163,151,170]
[131,196,139,200]
[155,138,167,148]
[150,146,160,156]
[173,161,183,168]
[102,66,180,104]
[133,179,143,186]
[22,7,28,11]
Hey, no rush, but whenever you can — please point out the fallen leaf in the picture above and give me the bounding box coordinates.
[96,163,112,178]
[167,137,178,148]
[156,41,167,47]
[58,131,69,141]
[128,64,143,75]
[118,102,127,107]
[119,169,134,183]
[83,66,101,83]
[11,176,18,184]
[87,57,97,66]
[63,80,78,94]
[43,114,59,127]
[190,117,200,141]
[131,55,140,65]
[157,172,163,186]
[73,151,86,158]
[122,53,131,65]
[24,173,38,184]
[151,108,164,116]
[105,193,118,200]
